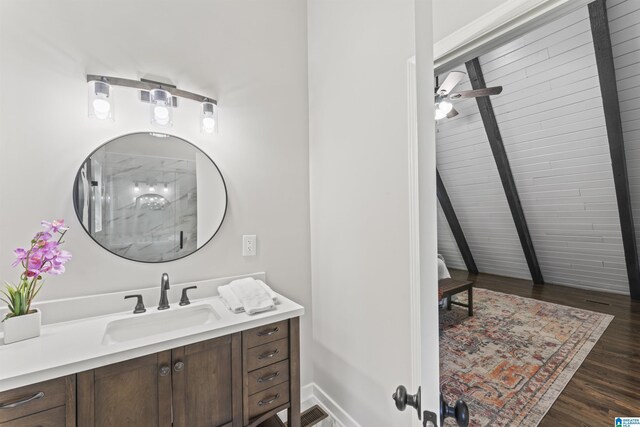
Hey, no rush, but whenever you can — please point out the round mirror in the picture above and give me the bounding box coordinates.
[73,132,227,263]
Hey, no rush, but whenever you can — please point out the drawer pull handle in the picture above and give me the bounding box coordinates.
[257,327,279,337]
[258,349,279,360]
[257,372,280,383]
[258,393,280,406]
[0,391,45,409]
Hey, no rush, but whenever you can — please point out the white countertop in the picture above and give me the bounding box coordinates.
[0,293,304,392]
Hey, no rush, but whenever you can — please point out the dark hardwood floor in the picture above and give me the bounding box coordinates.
[447,269,640,426]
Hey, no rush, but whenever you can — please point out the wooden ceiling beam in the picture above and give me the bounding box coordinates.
[589,0,640,299]
[436,169,479,274]
[465,57,544,285]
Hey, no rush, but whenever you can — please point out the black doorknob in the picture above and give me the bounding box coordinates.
[440,394,469,427]
[392,385,421,420]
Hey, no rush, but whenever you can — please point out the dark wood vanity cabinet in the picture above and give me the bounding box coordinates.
[242,319,300,427]
[0,376,75,427]
[77,334,242,427]
[77,351,174,426]
[171,334,242,427]
[1,317,299,427]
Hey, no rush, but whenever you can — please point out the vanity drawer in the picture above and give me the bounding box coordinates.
[248,359,290,395]
[0,377,67,423]
[0,405,65,427]
[244,320,289,349]
[248,381,290,420]
[246,338,289,372]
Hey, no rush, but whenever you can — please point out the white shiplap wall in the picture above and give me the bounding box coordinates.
[472,5,628,293]
[436,66,532,280]
[609,0,640,293]
[437,4,633,294]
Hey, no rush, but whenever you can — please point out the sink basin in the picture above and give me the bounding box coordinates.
[102,304,220,345]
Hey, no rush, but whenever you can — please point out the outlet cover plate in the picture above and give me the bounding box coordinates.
[243,235,256,256]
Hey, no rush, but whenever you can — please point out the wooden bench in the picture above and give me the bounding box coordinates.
[439,278,474,316]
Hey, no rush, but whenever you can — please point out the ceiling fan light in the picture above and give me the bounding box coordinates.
[439,100,453,114]
[435,105,447,120]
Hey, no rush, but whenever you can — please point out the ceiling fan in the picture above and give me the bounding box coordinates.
[434,71,503,120]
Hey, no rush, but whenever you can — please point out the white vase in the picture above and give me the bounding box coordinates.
[3,309,41,344]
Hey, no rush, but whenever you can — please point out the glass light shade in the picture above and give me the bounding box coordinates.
[150,88,173,127]
[88,80,113,120]
[439,100,453,114]
[434,104,447,120]
[201,101,217,134]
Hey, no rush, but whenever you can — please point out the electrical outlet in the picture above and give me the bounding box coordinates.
[243,235,256,256]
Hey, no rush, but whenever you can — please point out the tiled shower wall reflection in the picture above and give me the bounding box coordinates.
[93,151,198,262]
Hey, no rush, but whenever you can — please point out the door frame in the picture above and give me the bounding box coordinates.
[407,55,424,427]
[434,0,591,74]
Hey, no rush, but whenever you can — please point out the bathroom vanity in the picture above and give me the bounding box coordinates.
[0,131,304,426]
[0,280,303,427]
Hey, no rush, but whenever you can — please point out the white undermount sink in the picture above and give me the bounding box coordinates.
[102,304,220,345]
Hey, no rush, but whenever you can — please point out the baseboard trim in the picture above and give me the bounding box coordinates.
[301,383,314,403]
[279,382,361,427]
[302,383,361,427]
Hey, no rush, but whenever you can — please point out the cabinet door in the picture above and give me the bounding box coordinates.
[77,352,172,427]
[172,333,242,427]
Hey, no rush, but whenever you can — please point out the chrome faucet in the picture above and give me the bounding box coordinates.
[158,273,170,310]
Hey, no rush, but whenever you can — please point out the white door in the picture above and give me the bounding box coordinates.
[307,0,464,426]
[394,2,470,426]
[400,1,445,425]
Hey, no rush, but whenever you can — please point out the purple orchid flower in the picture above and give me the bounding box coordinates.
[11,248,28,267]
[33,232,52,244]
[4,219,72,319]
[41,219,69,234]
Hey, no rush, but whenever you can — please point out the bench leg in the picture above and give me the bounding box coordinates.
[468,288,473,316]
[446,296,452,310]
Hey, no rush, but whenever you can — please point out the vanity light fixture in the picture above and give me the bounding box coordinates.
[150,88,173,127]
[164,183,169,193]
[149,183,155,192]
[88,79,113,120]
[134,182,139,193]
[201,101,217,134]
[86,74,218,132]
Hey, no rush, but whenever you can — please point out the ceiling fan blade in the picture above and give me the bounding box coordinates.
[437,71,465,96]
[449,86,503,99]
[446,107,459,118]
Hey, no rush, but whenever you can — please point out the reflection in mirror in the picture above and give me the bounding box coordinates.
[73,132,227,263]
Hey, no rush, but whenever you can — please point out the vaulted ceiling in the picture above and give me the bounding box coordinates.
[436,0,640,296]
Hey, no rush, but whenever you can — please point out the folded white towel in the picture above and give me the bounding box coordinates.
[256,280,279,304]
[218,278,278,315]
[218,284,244,313]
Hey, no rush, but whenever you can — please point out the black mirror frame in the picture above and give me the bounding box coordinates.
[72,132,228,264]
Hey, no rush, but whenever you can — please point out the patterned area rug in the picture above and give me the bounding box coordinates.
[440,288,613,427]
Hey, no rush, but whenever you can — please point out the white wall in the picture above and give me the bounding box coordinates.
[0,0,313,384]
[482,6,628,293]
[436,65,532,280]
[308,1,416,425]
[436,3,632,294]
